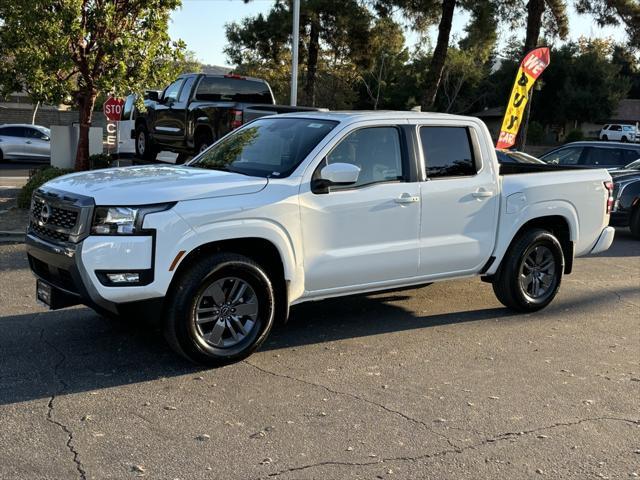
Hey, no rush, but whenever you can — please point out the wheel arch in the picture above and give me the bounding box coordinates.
[488,211,576,277]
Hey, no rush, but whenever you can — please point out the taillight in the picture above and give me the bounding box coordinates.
[231,109,243,130]
[604,181,614,214]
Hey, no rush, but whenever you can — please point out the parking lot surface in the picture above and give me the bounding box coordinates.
[0,231,638,480]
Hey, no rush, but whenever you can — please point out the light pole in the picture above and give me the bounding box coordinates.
[290,0,300,106]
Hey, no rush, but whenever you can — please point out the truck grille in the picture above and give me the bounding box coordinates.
[28,191,92,244]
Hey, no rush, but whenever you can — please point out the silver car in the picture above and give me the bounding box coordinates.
[0,124,51,162]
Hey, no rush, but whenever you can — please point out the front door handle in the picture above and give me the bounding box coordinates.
[395,193,420,204]
[25,140,32,144]
[472,189,494,199]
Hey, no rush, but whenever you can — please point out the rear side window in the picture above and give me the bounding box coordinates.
[582,147,630,166]
[611,125,622,131]
[420,127,477,178]
[178,77,196,103]
[0,127,26,137]
[195,77,274,104]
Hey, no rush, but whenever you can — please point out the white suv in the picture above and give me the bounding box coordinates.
[599,124,639,143]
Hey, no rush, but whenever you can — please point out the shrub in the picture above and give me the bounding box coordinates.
[89,153,113,169]
[564,129,584,143]
[17,167,73,209]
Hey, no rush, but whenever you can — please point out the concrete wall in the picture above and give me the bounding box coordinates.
[0,105,107,131]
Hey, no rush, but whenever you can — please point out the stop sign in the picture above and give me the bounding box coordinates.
[103,96,125,121]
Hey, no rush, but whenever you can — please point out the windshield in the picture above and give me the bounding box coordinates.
[624,159,640,170]
[189,117,338,178]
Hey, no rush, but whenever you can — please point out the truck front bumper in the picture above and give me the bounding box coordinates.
[25,233,119,314]
[26,233,162,315]
[590,226,615,255]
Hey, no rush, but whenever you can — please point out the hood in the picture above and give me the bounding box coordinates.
[610,169,640,182]
[42,165,268,205]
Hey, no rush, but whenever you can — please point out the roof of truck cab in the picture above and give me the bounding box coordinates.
[273,110,476,124]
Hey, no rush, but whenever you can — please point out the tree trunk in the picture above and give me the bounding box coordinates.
[421,0,456,110]
[304,16,320,107]
[75,91,97,171]
[31,101,40,125]
[524,0,545,54]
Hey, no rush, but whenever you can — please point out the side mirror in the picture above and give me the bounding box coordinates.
[147,90,160,102]
[43,136,50,142]
[312,163,361,194]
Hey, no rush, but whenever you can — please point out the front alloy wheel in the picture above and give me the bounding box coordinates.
[194,277,259,348]
[164,253,276,366]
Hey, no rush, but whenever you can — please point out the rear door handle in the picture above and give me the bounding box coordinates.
[25,140,32,144]
[472,189,494,198]
[395,193,420,204]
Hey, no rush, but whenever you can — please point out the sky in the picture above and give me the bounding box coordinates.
[168,0,630,67]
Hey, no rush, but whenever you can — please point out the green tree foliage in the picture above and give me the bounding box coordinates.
[531,41,630,126]
[226,0,398,109]
[0,0,185,170]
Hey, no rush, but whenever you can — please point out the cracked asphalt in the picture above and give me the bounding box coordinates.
[0,230,638,480]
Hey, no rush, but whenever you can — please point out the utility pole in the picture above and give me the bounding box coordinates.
[290,0,300,106]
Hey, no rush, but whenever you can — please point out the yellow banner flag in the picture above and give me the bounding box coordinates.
[496,47,551,149]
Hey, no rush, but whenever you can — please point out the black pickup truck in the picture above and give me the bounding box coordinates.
[134,73,321,161]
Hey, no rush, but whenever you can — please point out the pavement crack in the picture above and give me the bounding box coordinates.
[41,328,87,480]
[244,361,462,450]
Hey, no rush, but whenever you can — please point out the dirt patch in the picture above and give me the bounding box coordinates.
[0,187,29,232]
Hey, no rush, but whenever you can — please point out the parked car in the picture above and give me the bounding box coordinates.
[134,73,321,161]
[116,92,160,158]
[609,158,640,238]
[26,112,614,365]
[0,124,50,162]
[599,124,639,143]
[540,141,640,169]
[495,149,545,164]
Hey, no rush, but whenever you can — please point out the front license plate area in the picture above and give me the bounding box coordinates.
[36,279,52,307]
[36,279,79,310]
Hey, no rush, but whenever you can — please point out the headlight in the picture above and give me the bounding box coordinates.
[92,207,138,235]
[91,203,176,235]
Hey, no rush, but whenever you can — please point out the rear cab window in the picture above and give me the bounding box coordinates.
[419,126,478,178]
[195,77,274,104]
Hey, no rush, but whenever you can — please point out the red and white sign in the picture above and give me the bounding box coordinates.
[103,96,125,122]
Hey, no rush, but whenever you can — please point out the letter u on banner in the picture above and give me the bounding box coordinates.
[496,47,551,150]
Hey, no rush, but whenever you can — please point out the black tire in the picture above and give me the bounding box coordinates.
[621,136,628,143]
[195,130,213,155]
[492,229,564,313]
[164,253,276,366]
[630,207,640,239]
[135,124,157,161]
[602,135,608,141]
[0,149,4,162]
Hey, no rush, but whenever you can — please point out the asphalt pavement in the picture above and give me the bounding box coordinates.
[0,231,638,479]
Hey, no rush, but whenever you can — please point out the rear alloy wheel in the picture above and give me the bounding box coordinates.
[164,253,275,366]
[195,131,213,155]
[135,124,157,161]
[0,149,4,162]
[492,229,564,312]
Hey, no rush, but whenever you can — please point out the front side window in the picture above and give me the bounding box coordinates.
[420,126,477,178]
[189,117,337,178]
[542,146,583,165]
[26,128,49,140]
[611,125,622,131]
[324,127,403,189]
[163,79,184,102]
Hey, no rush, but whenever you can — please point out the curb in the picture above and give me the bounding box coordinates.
[0,231,25,243]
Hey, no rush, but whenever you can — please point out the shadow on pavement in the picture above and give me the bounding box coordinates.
[1,283,637,407]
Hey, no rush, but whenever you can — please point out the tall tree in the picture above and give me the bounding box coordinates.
[575,0,640,47]
[0,0,184,170]
[226,0,374,107]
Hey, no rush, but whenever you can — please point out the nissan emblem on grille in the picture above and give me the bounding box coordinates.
[40,203,52,224]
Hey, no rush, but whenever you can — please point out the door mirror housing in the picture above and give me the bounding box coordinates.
[312,162,361,194]
[320,162,360,185]
[147,90,160,102]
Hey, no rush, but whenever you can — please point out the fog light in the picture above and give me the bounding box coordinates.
[106,273,140,284]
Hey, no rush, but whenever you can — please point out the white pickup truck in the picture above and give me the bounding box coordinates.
[27,112,615,365]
